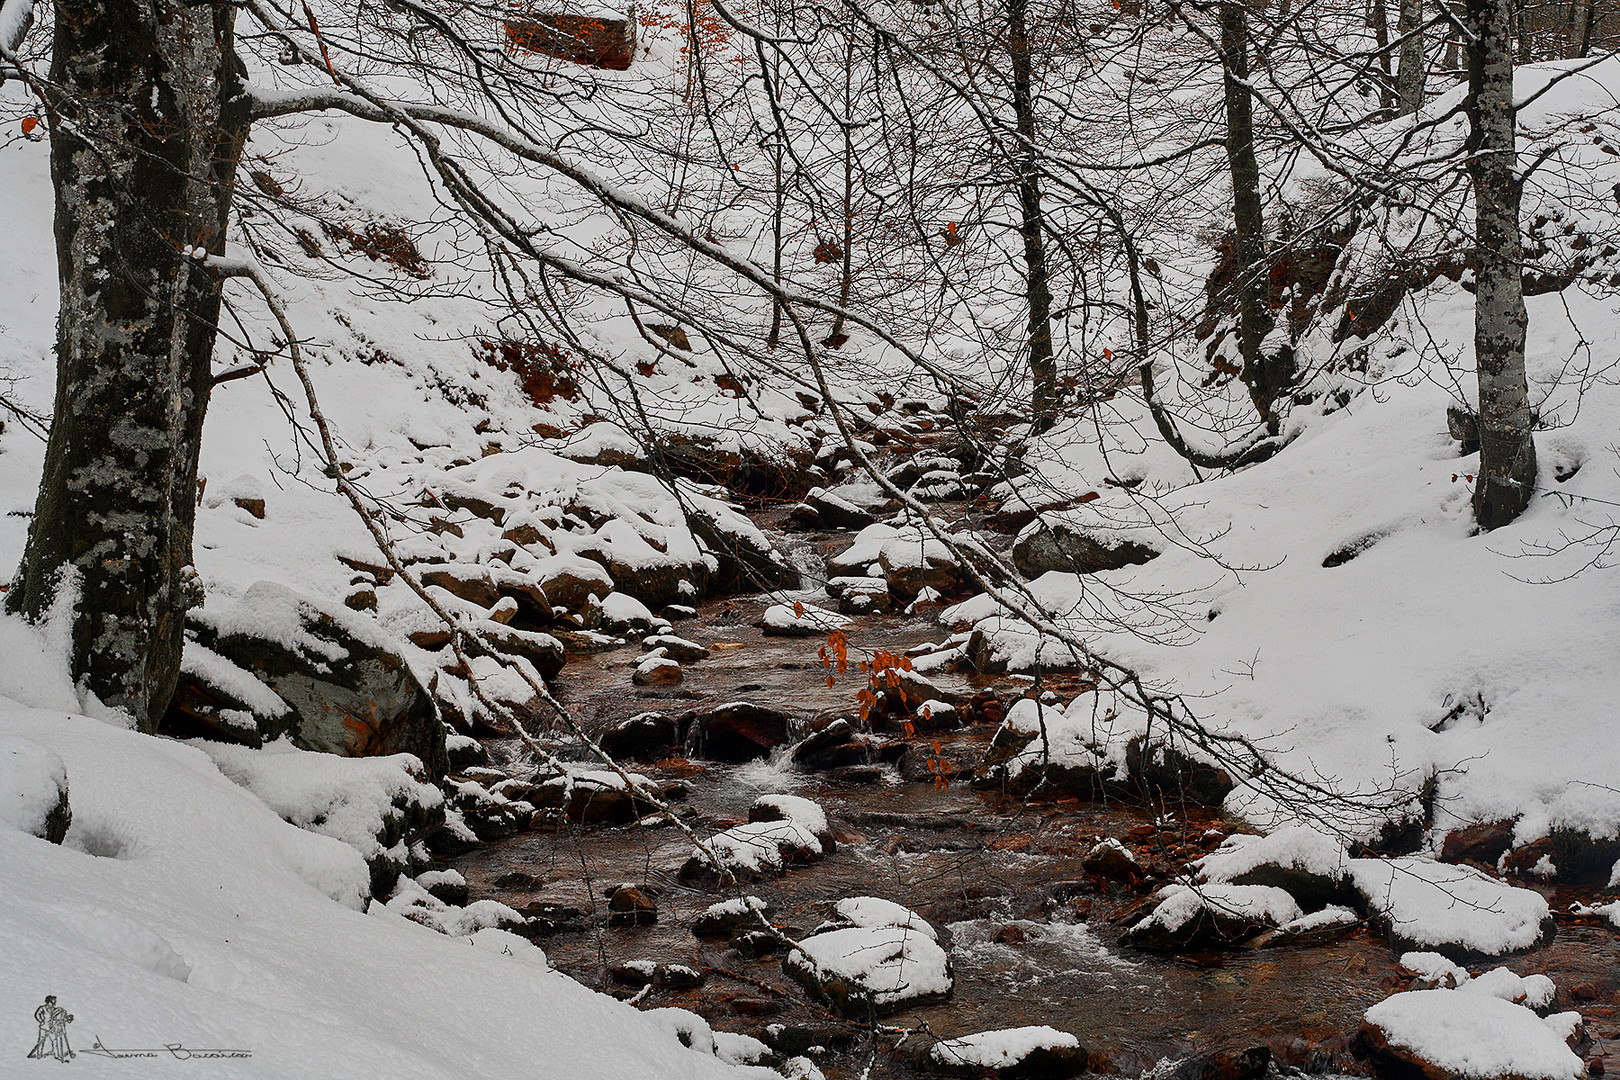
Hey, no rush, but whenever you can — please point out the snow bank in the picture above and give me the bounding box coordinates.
[0,734,68,840]
[0,697,775,1079]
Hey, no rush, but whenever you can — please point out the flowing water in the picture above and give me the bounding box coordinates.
[453,523,1620,1079]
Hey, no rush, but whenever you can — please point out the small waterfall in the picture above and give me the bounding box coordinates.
[778,536,827,592]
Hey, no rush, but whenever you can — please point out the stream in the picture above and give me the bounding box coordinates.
[451,516,1620,1079]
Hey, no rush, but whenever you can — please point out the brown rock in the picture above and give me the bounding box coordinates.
[1440,820,1516,865]
[607,884,659,926]
[421,565,500,608]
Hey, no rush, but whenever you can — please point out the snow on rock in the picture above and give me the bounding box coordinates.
[927,1026,1087,1078]
[681,818,825,882]
[1196,825,1351,907]
[384,874,529,938]
[1123,883,1303,953]
[759,602,850,637]
[692,896,774,937]
[1351,857,1554,958]
[1463,967,1558,1010]
[1357,989,1585,1080]
[1400,950,1473,989]
[817,896,940,941]
[784,924,953,1016]
[195,737,445,896]
[750,793,829,838]
[0,734,70,843]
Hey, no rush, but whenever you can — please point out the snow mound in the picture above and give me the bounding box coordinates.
[760,602,849,635]
[831,896,939,941]
[0,734,69,840]
[690,819,824,877]
[1139,883,1303,935]
[1360,990,1584,1080]
[1351,857,1553,957]
[751,793,828,835]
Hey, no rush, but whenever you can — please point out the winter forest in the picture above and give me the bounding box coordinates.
[1,0,1619,1071]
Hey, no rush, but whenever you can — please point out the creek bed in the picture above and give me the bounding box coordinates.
[453,572,1620,1079]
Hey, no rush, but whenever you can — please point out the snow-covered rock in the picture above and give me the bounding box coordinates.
[1122,883,1303,952]
[1357,989,1585,1080]
[1196,825,1351,907]
[1350,856,1554,958]
[927,1026,1087,1078]
[759,602,850,637]
[784,923,953,1016]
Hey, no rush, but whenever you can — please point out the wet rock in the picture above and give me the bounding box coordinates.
[1244,905,1361,948]
[693,896,774,938]
[924,1027,1088,1078]
[760,1024,817,1058]
[1082,838,1141,883]
[415,871,468,908]
[516,901,588,937]
[1440,820,1517,866]
[632,654,683,686]
[600,713,681,762]
[661,604,698,621]
[1125,736,1233,807]
[680,797,830,883]
[687,702,797,762]
[608,959,661,987]
[642,635,710,662]
[827,765,886,784]
[607,884,659,926]
[1011,519,1160,578]
[450,780,535,842]
[898,741,979,785]
[187,583,449,780]
[0,737,71,844]
[790,487,878,531]
[732,930,790,959]
[1502,837,1559,879]
[1170,1046,1270,1080]
[445,732,489,773]
[750,794,835,853]
[790,718,873,772]
[527,770,673,824]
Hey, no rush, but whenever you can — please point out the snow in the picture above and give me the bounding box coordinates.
[760,602,849,633]
[1135,883,1303,934]
[1400,951,1471,989]
[0,734,67,838]
[1362,990,1584,1080]
[832,897,939,941]
[694,815,823,875]
[195,737,443,866]
[752,793,828,835]
[0,694,776,1078]
[1196,826,1348,885]
[1351,857,1552,956]
[929,1026,1081,1070]
[785,925,953,1008]
[1463,967,1557,1009]
[1276,905,1359,934]
[699,896,770,919]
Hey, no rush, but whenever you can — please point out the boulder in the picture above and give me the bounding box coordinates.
[791,718,873,772]
[1082,838,1140,883]
[1355,989,1586,1080]
[1195,826,1352,910]
[1011,519,1159,578]
[188,583,449,780]
[536,556,614,613]
[686,703,797,762]
[1121,884,1302,953]
[790,487,878,531]
[784,924,952,1017]
[0,737,71,844]
[608,884,659,926]
[692,896,774,938]
[419,565,500,608]
[632,655,683,686]
[925,1027,1088,1078]
[1169,1047,1271,1080]
[759,602,850,637]
[641,635,710,662]
[478,622,566,679]
[600,713,681,761]
[1440,820,1517,866]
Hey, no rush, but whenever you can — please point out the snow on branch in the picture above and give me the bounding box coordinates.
[0,0,34,72]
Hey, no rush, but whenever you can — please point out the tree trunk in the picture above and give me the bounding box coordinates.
[1465,0,1537,529]
[1219,1,1287,432]
[1009,0,1058,432]
[8,0,250,729]
[1395,0,1428,115]
[1371,0,1396,117]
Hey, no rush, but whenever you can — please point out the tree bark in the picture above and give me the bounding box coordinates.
[1465,0,1537,529]
[1394,0,1427,115]
[8,0,250,728]
[1008,0,1058,432]
[1219,1,1288,433]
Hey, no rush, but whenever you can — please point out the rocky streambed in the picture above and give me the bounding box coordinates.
[437,571,1620,1080]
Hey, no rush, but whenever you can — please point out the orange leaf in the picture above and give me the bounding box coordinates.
[21,116,37,134]
[793,601,805,618]
[826,674,835,688]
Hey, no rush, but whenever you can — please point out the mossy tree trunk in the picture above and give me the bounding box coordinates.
[1464,0,1537,529]
[7,0,251,729]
